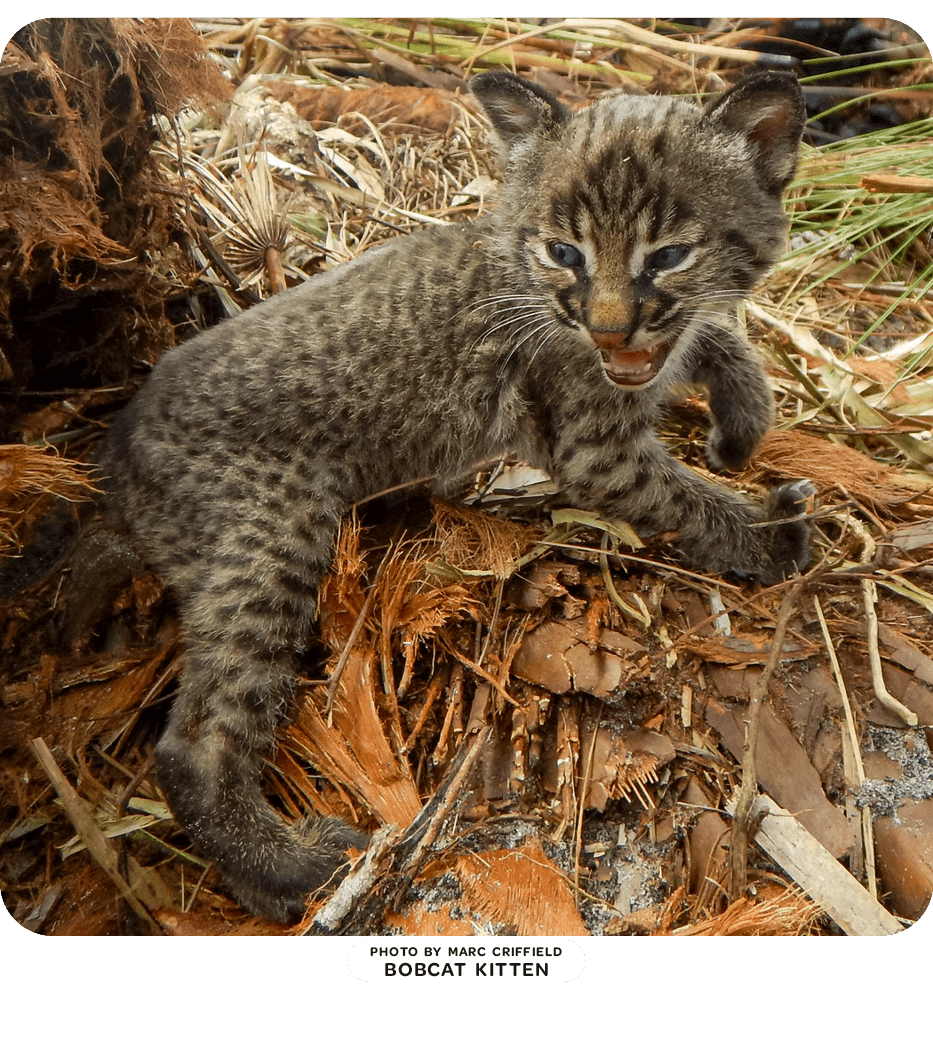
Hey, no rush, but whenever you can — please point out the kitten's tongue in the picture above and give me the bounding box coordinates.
[590,331,660,387]
[603,348,657,386]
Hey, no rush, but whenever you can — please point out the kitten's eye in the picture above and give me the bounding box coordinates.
[646,244,692,273]
[547,241,585,269]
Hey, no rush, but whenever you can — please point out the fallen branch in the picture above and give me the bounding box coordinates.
[306,826,398,935]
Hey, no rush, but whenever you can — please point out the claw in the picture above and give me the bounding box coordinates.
[786,479,816,502]
[764,478,817,522]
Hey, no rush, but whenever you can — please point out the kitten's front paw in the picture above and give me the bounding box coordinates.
[705,422,759,473]
[226,816,370,922]
[757,479,815,584]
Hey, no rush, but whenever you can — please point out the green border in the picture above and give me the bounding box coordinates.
[1,4,933,1042]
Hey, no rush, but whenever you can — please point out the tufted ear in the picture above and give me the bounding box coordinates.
[703,71,806,193]
[470,71,570,147]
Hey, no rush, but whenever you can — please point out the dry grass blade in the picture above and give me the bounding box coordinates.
[813,594,878,896]
[748,300,933,468]
[751,113,933,477]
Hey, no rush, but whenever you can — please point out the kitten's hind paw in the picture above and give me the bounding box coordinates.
[225,816,370,923]
[294,814,371,868]
[765,478,816,518]
[758,478,816,584]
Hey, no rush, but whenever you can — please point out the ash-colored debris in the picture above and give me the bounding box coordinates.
[856,726,933,816]
[543,818,674,936]
[407,870,465,912]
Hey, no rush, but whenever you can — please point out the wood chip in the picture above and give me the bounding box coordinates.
[512,618,646,697]
[726,792,903,936]
[706,695,854,858]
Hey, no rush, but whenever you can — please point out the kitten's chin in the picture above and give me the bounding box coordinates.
[588,330,671,388]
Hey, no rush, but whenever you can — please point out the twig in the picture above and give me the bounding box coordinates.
[432,662,463,764]
[814,594,878,899]
[729,576,806,901]
[441,639,517,706]
[401,668,446,754]
[190,218,262,304]
[573,702,603,905]
[352,473,437,508]
[848,515,918,726]
[476,577,505,668]
[110,649,183,759]
[114,751,156,817]
[325,585,377,723]
[31,738,163,934]
[306,826,398,934]
[182,860,214,915]
[398,725,492,875]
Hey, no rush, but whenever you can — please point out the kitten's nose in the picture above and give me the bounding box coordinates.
[590,330,630,353]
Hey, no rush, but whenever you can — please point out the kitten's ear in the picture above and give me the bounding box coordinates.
[704,72,806,192]
[471,72,570,145]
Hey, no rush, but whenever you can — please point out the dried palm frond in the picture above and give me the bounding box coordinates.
[179,146,293,293]
[660,884,823,936]
[0,445,98,554]
[220,148,292,292]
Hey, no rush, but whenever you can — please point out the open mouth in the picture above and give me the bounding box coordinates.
[589,330,670,388]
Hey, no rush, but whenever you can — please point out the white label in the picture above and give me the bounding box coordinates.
[347,942,582,979]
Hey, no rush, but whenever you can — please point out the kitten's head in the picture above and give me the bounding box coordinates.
[471,71,805,388]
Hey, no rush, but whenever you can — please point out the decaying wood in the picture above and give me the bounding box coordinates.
[306,825,397,935]
[727,793,903,936]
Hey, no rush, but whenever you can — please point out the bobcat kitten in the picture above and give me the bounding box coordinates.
[100,71,810,920]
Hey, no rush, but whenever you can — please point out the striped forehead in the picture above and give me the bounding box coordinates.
[546,98,698,244]
[574,91,691,144]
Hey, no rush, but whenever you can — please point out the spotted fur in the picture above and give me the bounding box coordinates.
[100,71,809,920]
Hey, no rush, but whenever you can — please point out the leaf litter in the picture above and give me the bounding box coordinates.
[1,17,933,936]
